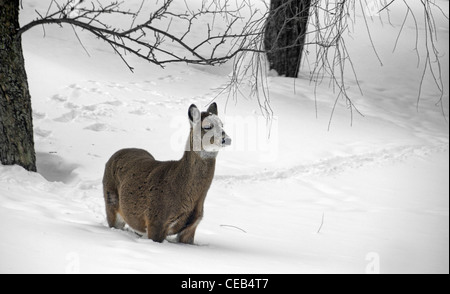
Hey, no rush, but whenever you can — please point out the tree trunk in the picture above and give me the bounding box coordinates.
[264,0,311,78]
[0,0,37,172]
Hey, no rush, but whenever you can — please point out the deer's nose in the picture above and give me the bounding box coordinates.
[222,132,232,146]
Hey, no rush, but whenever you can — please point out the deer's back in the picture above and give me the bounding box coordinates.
[104,148,155,181]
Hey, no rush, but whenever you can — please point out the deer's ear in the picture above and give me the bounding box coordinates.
[188,104,201,124]
[207,102,218,115]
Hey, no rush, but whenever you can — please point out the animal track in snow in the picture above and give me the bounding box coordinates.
[33,111,47,120]
[34,127,52,138]
[129,107,148,115]
[84,123,112,132]
[54,110,79,122]
[215,144,448,184]
[51,94,68,102]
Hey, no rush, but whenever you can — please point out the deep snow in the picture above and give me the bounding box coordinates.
[0,0,448,274]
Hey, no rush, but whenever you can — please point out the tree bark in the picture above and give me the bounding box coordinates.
[264,0,311,78]
[0,0,37,172]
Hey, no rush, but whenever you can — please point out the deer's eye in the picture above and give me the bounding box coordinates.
[203,124,213,130]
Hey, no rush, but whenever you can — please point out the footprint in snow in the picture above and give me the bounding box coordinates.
[158,75,183,82]
[54,110,79,123]
[129,107,148,115]
[33,111,47,120]
[51,94,68,102]
[107,82,131,91]
[34,127,52,138]
[103,100,123,107]
[64,102,80,110]
[82,104,98,112]
[84,123,112,132]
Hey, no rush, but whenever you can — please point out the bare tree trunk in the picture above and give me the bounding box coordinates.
[0,0,37,172]
[264,0,311,78]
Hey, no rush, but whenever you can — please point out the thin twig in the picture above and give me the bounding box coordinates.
[16,0,447,122]
[70,24,91,58]
[317,212,325,234]
[220,224,247,233]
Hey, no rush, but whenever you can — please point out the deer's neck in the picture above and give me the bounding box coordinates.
[180,148,216,181]
[184,127,218,160]
[175,132,217,189]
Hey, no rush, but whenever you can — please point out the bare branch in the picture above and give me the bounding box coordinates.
[18,0,265,70]
[17,0,447,121]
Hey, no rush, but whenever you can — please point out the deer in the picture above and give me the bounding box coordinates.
[102,103,231,244]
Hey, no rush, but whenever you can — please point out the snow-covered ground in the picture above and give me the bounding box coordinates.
[0,0,448,274]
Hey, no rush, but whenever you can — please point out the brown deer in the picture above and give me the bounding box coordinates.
[102,103,231,244]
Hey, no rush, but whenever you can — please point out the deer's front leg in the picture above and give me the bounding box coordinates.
[178,222,199,244]
[178,208,203,245]
[146,218,167,243]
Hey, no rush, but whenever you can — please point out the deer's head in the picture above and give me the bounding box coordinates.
[188,103,231,159]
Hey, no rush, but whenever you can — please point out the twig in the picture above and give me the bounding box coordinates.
[17,0,264,69]
[16,0,447,122]
[70,24,91,58]
[316,212,325,234]
[220,224,247,233]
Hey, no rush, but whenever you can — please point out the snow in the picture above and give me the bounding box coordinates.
[0,0,448,274]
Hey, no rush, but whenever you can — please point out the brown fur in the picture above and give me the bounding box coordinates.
[102,103,229,244]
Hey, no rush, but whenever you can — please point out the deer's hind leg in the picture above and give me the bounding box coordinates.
[104,189,126,230]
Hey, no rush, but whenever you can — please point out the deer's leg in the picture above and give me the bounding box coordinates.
[104,189,125,230]
[146,218,167,243]
[178,209,203,245]
[177,223,199,245]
